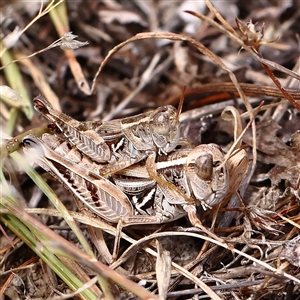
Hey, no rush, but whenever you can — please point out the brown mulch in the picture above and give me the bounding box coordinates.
[1,1,300,299]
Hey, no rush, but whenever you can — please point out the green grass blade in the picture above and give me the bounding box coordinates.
[1,45,33,119]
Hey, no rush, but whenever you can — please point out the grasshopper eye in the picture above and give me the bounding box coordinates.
[152,111,170,135]
[195,153,213,181]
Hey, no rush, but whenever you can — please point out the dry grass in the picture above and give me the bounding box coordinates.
[1,1,300,299]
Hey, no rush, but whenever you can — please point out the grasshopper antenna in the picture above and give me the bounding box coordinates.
[176,85,186,121]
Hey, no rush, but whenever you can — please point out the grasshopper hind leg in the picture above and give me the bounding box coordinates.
[184,205,224,243]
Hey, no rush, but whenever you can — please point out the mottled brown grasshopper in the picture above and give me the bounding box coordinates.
[25,94,249,242]
[33,95,181,175]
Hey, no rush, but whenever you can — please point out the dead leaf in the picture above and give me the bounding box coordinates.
[156,240,172,300]
[281,236,300,267]
[244,119,296,166]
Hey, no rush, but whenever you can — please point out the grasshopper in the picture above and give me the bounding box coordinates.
[33,95,181,175]
[110,143,248,241]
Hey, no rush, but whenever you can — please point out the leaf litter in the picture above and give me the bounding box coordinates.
[0,1,300,299]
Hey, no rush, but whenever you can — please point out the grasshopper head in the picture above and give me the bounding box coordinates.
[186,144,229,208]
[150,105,180,154]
